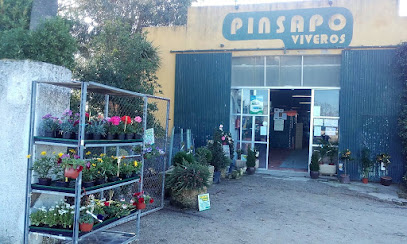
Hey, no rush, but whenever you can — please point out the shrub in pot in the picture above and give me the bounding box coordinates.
[376,153,392,186]
[172,151,195,166]
[309,151,320,179]
[246,147,257,175]
[195,146,214,185]
[360,148,373,184]
[79,213,94,232]
[31,151,55,186]
[165,161,210,209]
[208,141,230,183]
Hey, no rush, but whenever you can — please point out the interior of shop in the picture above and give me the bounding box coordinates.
[268,89,311,171]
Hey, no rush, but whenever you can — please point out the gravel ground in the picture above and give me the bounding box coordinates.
[115,174,407,244]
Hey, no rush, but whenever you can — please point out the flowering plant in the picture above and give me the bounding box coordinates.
[41,114,60,132]
[132,191,154,205]
[31,151,56,179]
[30,200,75,228]
[58,153,86,172]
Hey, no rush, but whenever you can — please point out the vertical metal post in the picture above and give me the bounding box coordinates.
[104,95,109,154]
[308,89,315,173]
[180,128,184,150]
[161,100,171,208]
[72,81,88,243]
[168,127,175,168]
[23,81,38,244]
[137,96,148,238]
[301,56,304,87]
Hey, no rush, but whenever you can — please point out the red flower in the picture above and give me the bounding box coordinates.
[85,112,89,118]
[133,202,137,206]
[121,116,132,124]
[138,198,144,204]
[104,201,110,206]
[77,165,84,172]
[149,198,154,204]
[73,120,79,126]
[57,158,62,164]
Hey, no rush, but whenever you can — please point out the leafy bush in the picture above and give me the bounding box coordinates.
[195,146,212,165]
[165,161,210,195]
[172,151,195,166]
[360,148,373,178]
[207,141,230,171]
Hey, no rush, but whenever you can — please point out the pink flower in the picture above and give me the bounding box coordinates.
[134,116,142,123]
[109,116,121,126]
[221,136,226,141]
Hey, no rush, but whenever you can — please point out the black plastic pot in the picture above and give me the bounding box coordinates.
[108,176,119,182]
[380,176,392,186]
[213,171,221,184]
[38,178,52,186]
[246,167,256,175]
[310,171,320,179]
[134,134,142,140]
[95,178,106,185]
[125,133,134,140]
[82,181,95,188]
[55,181,69,188]
[340,174,350,184]
[93,134,102,140]
[44,130,55,138]
[117,133,125,140]
[62,132,72,139]
[106,133,115,140]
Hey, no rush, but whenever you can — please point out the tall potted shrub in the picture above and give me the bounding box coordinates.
[360,148,373,184]
[376,153,392,186]
[195,146,214,185]
[310,151,320,179]
[246,147,256,175]
[208,140,230,183]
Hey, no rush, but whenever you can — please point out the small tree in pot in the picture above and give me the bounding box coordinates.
[310,151,320,179]
[360,148,373,184]
[246,147,256,175]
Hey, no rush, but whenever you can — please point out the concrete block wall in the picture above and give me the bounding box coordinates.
[0,60,72,243]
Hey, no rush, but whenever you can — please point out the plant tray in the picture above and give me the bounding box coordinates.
[32,176,140,194]
[29,216,121,237]
[34,136,142,144]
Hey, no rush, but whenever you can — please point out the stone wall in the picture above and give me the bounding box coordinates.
[0,60,71,243]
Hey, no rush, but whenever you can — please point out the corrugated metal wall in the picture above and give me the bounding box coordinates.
[174,53,232,147]
[340,49,404,182]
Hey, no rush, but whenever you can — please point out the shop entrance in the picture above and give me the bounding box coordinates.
[268,89,311,171]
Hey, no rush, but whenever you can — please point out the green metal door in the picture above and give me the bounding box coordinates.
[175,53,232,147]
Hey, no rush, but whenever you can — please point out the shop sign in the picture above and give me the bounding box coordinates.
[250,95,264,114]
[222,7,353,49]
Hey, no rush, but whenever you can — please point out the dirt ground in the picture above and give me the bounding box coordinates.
[115,173,407,244]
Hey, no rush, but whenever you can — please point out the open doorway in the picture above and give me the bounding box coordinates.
[268,89,311,171]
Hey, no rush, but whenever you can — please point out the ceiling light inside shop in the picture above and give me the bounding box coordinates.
[292,95,311,98]
[299,102,311,104]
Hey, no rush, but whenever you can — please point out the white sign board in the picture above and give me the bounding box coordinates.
[144,128,155,145]
[198,193,211,211]
[274,120,284,131]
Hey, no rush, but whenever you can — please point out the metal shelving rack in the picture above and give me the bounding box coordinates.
[23,81,170,244]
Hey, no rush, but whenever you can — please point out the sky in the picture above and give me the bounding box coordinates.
[192,0,407,16]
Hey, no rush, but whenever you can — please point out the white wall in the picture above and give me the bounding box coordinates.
[0,60,72,243]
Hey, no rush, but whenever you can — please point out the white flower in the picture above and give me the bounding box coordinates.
[122,204,127,209]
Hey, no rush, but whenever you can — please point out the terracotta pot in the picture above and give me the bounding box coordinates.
[64,167,80,179]
[362,178,368,184]
[79,222,93,232]
[136,202,146,210]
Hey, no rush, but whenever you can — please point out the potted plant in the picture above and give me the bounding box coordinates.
[59,118,75,139]
[208,141,230,183]
[318,140,338,176]
[165,161,209,209]
[173,151,195,166]
[133,116,143,139]
[360,148,373,184]
[59,154,86,179]
[82,162,95,187]
[310,151,320,179]
[104,156,119,182]
[195,146,214,185]
[339,149,353,183]
[246,147,256,175]
[79,213,94,232]
[31,151,55,186]
[119,160,136,179]
[41,114,59,137]
[106,116,120,139]
[376,153,392,186]
[132,191,154,210]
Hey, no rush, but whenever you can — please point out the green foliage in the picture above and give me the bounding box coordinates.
[0,17,77,69]
[172,151,195,166]
[195,146,212,165]
[0,0,32,31]
[360,148,373,178]
[30,201,75,228]
[165,161,210,195]
[246,147,256,168]
[376,153,391,169]
[310,151,320,172]
[32,152,55,178]
[207,141,230,171]
[79,213,94,224]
